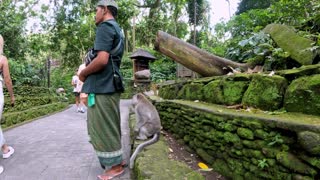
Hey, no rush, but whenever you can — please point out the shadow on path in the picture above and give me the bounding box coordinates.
[1,100,133,180]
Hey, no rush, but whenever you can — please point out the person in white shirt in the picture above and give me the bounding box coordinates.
[71,70,84,112]
[77,63,88,107]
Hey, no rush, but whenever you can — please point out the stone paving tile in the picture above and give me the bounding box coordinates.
[0,100,132,180]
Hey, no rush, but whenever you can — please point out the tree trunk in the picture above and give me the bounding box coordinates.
[154,31,250,77]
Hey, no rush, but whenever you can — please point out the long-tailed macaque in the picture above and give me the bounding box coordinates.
[129,93,161,169]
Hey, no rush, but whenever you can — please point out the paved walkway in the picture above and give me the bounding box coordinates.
[0,100,133,180]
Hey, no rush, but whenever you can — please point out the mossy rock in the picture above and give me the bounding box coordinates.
[242,74,288,111]
[299,154,320,169]
[223,132,241,144]
[297,131,320,155]
[177,83,204,101]
[221,76,250,105]
[158,84,181,100]
[202,80,224,104]
[284,74,320,115]
[196,148,214,164]
[133,138,204,180]
[263,24,316,65]
[212,159,233,178]
[237,127,254,140]
[276,152,317,176]
[276,64,320,81]
[242,140,267,149]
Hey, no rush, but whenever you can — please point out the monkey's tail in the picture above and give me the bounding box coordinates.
[129,132,160,169]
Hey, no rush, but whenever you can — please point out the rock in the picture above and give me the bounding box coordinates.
[276,152,317,176]
[56,88,65,94]
[284,74,320,115]
[263,24,316,65]
[237,127,254,140]
[242,74,288,111]
[298,131,320,155]
[135,69,151,79]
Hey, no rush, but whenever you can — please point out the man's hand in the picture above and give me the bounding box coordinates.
[79,72,86,82]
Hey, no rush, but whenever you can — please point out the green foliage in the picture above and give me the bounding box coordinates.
[187,0,208,26]
[9,60,43,86]
[268,133,284,146]
[148,50,176,82]
[120,53,133,83]
[257,159,269,169]
[50,0,95,68]
[50,67,74,93]
[236,0,275,15]
[0,0,37,60]
[225,32,292,70]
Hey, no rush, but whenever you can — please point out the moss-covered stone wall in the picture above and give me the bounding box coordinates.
[159,65,320,116]
[154,100,320,179]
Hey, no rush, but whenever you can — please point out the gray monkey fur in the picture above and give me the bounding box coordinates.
[129,93,161,169]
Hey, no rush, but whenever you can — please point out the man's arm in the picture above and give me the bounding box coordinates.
[79,51,110,82]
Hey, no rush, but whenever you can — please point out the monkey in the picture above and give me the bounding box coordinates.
[129,93,162,169]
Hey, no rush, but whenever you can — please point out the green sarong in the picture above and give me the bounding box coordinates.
[87,93,122,167]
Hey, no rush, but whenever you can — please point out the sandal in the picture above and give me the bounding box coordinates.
[97,169,124,180]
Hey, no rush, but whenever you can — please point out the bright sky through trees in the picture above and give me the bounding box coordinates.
[209,0,240,25]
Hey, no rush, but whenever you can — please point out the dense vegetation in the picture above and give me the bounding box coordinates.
[0,0,319,91]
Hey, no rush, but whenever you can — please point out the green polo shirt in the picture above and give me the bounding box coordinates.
[82,20,124,94]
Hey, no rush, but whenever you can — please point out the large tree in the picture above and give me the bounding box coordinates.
[0,0,38,60]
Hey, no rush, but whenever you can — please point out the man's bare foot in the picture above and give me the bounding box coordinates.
[98,164,124,180]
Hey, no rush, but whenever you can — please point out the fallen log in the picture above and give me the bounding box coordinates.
[154,31,250,77]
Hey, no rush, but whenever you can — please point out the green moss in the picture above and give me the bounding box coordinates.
[221,79,249,105]
[218,122,237,132]
[202,80,224,104]
[299,154,320,169]
[226,158,244,175]
[263,24,316,65]
[276,64,320,81]
[242,140,267,149]
[212,159,233,178]
[267,159,276,167]
[224,132,241,143]
[242,119,263,130]
[276,152,317,176]
[284,74,320,115]
[134,138,204,180]
[158,84,181,99]
[254,129,269,139]
[237,128,254,140]
[196,148,214,164]
[261,147,281,158]
[177,83,204,101]
[242,74,288,111]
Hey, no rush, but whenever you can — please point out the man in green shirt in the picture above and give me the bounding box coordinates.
[79,0,125,179]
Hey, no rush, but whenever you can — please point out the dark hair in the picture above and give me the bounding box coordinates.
[107,6,117,18]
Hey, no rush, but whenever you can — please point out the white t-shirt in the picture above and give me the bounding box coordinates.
[72,75,79,92]
[75,63,86,93]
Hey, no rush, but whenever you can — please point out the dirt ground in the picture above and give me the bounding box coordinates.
[163,130,226,180]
